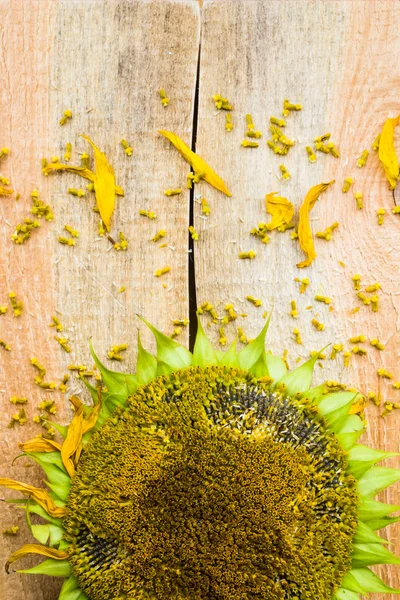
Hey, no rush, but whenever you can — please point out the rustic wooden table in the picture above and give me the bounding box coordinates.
[1,1,399,599]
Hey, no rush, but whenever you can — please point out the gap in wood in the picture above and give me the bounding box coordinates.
[188,42,201,351]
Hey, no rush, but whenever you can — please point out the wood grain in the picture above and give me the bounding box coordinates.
[0,1,200,599]
[195,1,400,598]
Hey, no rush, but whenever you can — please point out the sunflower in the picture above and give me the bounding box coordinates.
[1,317,400,600]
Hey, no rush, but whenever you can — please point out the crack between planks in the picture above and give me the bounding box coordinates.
[188,40,201,351]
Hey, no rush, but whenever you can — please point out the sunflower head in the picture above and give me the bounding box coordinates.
[1,317,400,600]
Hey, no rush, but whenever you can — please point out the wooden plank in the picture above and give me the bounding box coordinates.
[0,1,200,599]
[195,1,400,596]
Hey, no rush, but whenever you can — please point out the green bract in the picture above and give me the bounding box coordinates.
[1,317,399,600]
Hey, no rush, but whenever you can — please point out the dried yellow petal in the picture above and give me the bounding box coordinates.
[379,114,400,189]
[61,400,84,477]
[19,436,62,453]
[6,544,68,573]
[265,192,294,231]
[297,181,334,268]
[80,135,115,231]
[0,478,65,518]
[158,130,231,197]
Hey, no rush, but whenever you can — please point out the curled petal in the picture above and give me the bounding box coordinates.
[0,478,65,518]
[19,436,62,453]
[81,134,116,231]
[297,181,334,268]
[6,544,68,573]
[265,192,294,231]
[159,130,231,197]
[61,401,84,477]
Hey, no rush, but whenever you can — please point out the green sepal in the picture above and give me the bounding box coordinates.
[192,316,218,366]
[264,353,287,383]
[17,558,72,577]
[237,318,270,371]
[348,445,399,479]
[27,453,71,502]
[46,421,68,439]
[333,588,360,600]
[139,316,192,370]
[219,339,239,368]
[339,414,364,433]
[156,359,175,376]
[358,499,400,521]
[367,515,400,530]
[135,333,157,385]
[59,575,88,600]
[354,521,389,545]
[341,567,400,594]
[358,466,400,498]
[317,392,357,432]
[250,350,270,378]
[337,431,363,451]
[300,384,325,402]
[351,542,400,567]
[90,339,138,398]
[29,520,64,546]
[277,353,320,397]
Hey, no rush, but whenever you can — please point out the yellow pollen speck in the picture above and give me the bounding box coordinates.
[189,225,199,241]
[139,209,157,219]
[376,208,386,225]
[107,344,128,361]
[342,178,353,193]
[152,230,166,242]
[311,318,324,331]
[377,368,393,379]
[239,251,256,259]
[314,133,331,143]
[270,116,286,127]
[164,188,182,196]
[246,296,262,307]
[59,109,72,125]
[357,149,369,167]
[155,266,171,277]
[159,89,169,107]
[241,140,259,148]
[293,328,302,344]
[225,113,233,131]
[370,338,385,351]
[212,94,232,111]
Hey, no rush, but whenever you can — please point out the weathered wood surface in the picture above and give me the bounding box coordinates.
[0,1,200,598]
[195,1,400,598]
[0,0,400,599]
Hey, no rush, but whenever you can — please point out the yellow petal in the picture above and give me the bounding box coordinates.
[379,114,400,189]
[42,164,123,198]
[61,402,84,477]
[297,181,334,269]
[19,436,62,453]
[159,130,232,197]
[81,134,116,231]
[0,186,14,196]
[6,544,68,573]
[265,192,294,231]
[82,397,102,435]
[0,478,65,518]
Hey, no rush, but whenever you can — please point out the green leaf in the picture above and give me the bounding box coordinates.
[277,353,320,397]
[348,445,399,479]
[249,350,270,378]
[90,339,138,397]
[341,568,400,594]
[139,316,192,370]
[265,353,287,382]
[358,499,400,522]
[351,542,400,567]
[354,521,389,545]
[358,467,400,498]
[237,318,270,370]
[333,588,360,600]
[135,333,157,385]
[219,339,239,368]
[18,558,72,577]
[49,524,64,546]
[192,316,218,366]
